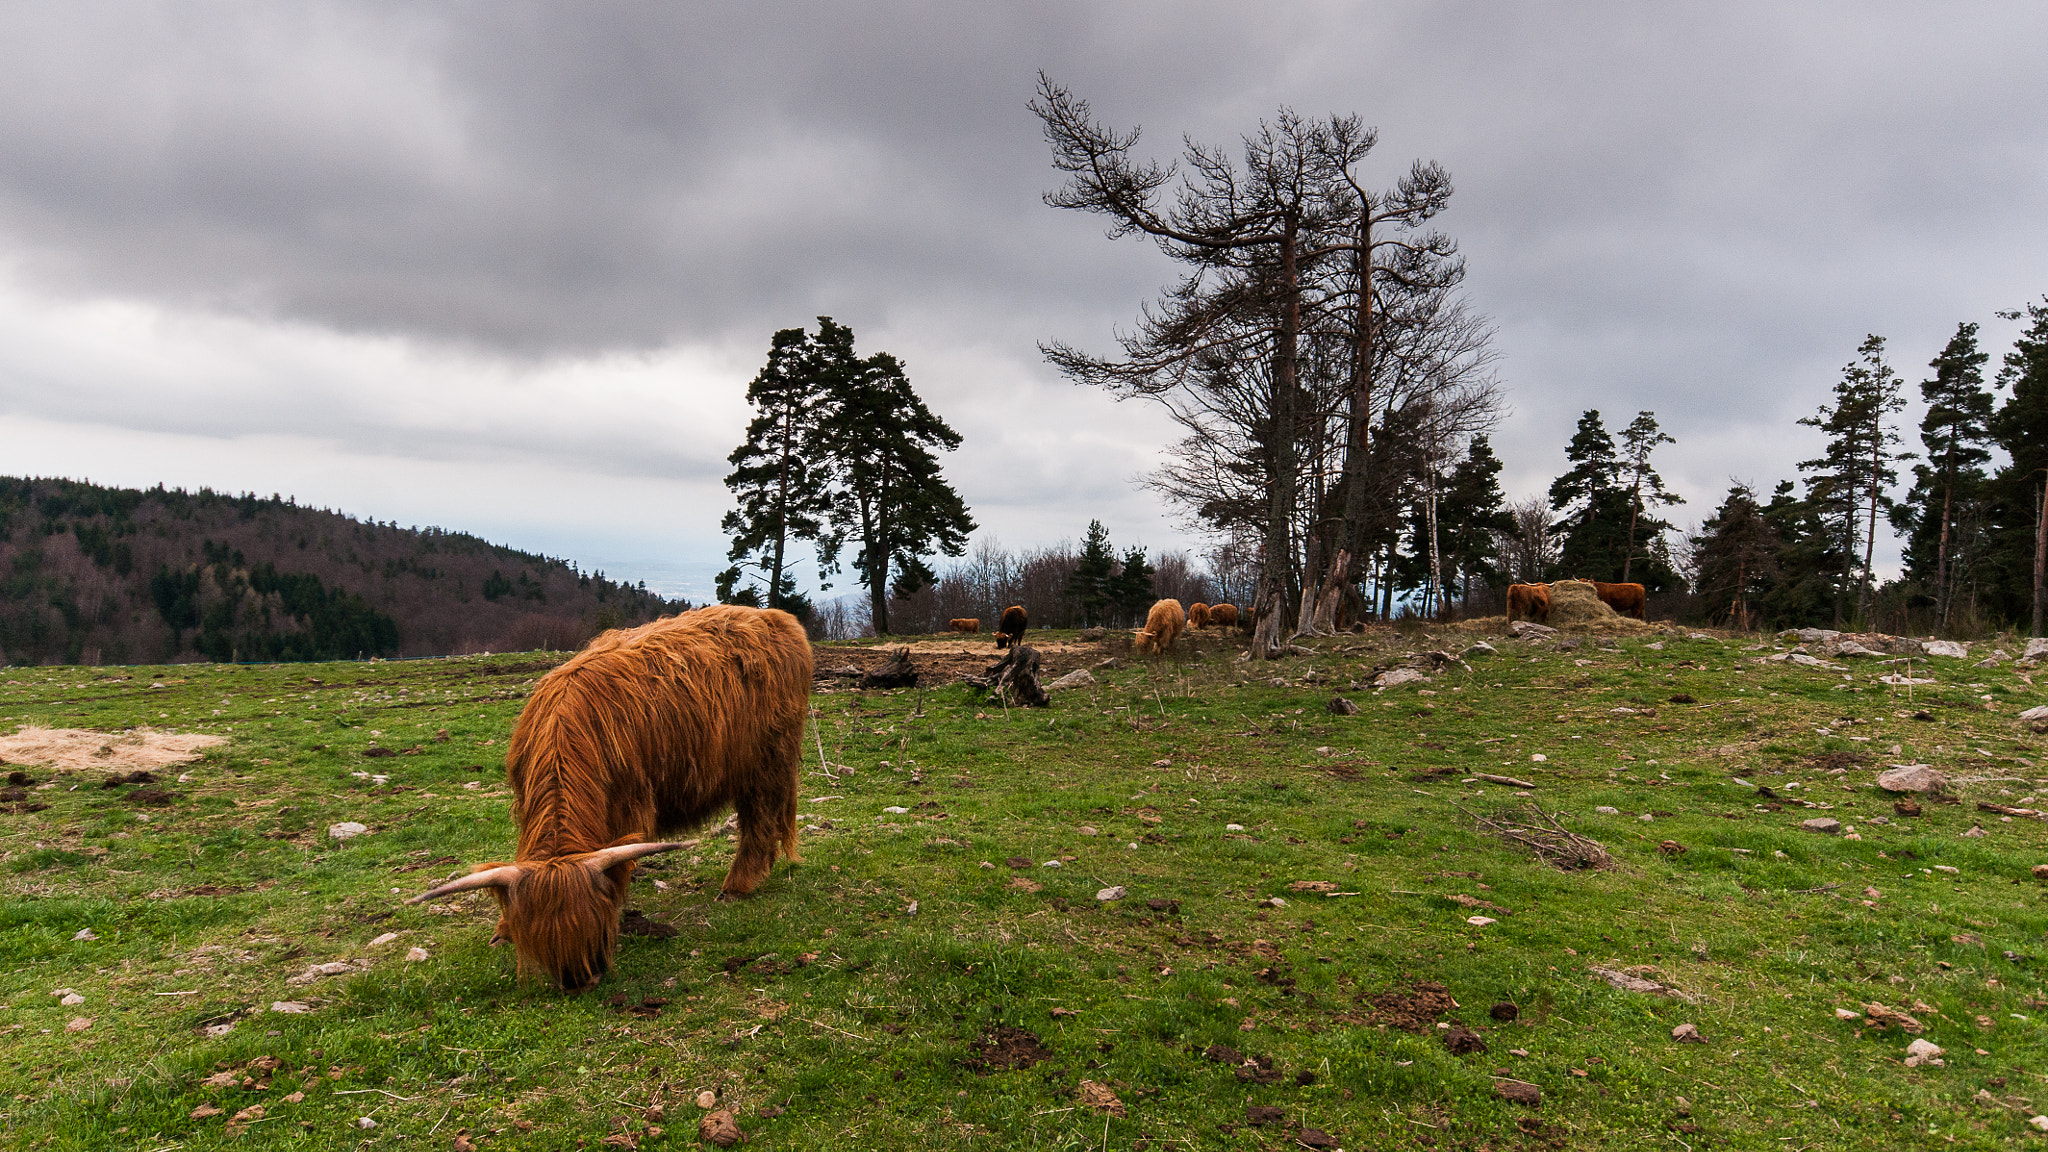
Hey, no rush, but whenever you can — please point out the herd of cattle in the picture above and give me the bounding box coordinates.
[415,595,1254,988]
[413,582,1649,990]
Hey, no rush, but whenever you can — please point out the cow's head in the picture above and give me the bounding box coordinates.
[406,840,686,991]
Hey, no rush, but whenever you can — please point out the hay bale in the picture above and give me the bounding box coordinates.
[1544,581,1655,634]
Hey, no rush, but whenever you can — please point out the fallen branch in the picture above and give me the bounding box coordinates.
[1474,774,1538,789]
[1464,804,1612,871]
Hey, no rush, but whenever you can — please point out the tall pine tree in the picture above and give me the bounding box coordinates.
[818,347,976,635]
[1064,520,1117,627]
[1796,335,1910,623]
[1548,410,1632,580]
[1434,435,1513,607]
[1891,322,1994,630]
[1617,411,1683,585]
[718,319,849,618]
[1987,298,2048,634]
[1691,484,1780,630]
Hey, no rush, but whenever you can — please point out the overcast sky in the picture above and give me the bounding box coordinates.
[2,2,2043,600]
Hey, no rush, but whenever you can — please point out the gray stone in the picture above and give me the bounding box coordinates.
[1463,641,1498,658]
[2026,638,2048,661]
[1831,641,1880,658]
[1783,628,1841,643]
[1801,817,1842,835]
[2019,705,2048,722]
[1923,640,1970,658]
[1509,620,1557,638]
[327,821,370,840]
[1046,669,1096,690]
[1374,668,1428,689]
[1876,764,1946,793]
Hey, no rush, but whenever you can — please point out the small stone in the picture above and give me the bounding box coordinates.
[1877,765,1946,793]
[1531,753,1547,763]
[1671,1022,1705,1043]
[1904,1037,1945,1068]
[59,992,84,1006]
[1327,696,1360,715]
[2032,1115,2048,1132]
[65,1016,93,1032]
[1096,886,1127,902]
[1836,1007,1862,1019]
[695,1090,718,1110]
[1595,806,1620,815]
[1639,813,1654,822]
[1226,823,1245,831]
[368,932,400,947]
[71,928,97,941]
[405,947,429,962]
[1961,826,1987,838]
[697,1110,745,1147]
[327,822,370,840]
[269,1001,311,1013]
[882,806,910,814]
[1041,860,1062,868]
[1077,826,1098,836]
[1801,818,1842,835]
[356,1117,378,1130]
[1466,915,1496,927]
[1046,669,1095,690]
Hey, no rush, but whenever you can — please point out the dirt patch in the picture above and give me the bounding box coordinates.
[0,725,225,774]
[620,910,678,938]
[1362,981,1457,1032]
[961,1026,1054,1073]
[1805,751,1869,772]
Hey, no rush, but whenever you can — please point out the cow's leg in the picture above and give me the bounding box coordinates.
[719,724,804,899]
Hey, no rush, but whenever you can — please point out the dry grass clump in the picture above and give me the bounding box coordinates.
[0,725,225,774]
[1472,805,1614,871]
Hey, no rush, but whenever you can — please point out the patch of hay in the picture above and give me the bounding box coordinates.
[1544,581,1656,634]
[0,726,226,775]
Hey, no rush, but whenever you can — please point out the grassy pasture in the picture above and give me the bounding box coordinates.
[1,624,2046,1150]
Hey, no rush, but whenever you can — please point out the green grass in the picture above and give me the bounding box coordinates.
[1,627,2045,1149]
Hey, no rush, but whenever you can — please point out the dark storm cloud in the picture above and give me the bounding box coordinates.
[0,1,2045,566]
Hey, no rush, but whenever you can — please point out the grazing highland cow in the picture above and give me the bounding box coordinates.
[948,618,981,634]
[1506,583,1551,625]
[995,604,1029,649]
[1134,598,1186,655]
[1584,579,1648,620]
[1187,602,1211,629]
[406,605,811,991]
[1206,603,1239,630]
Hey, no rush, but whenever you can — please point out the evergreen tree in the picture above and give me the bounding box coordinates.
[818,345,976,635]
[1064,520,1116,628]
[1890,322,1994,630]
[718,319,849,619]
[1796,335,1911,623]
[1434,435,1513,605]
[1547,410,1631,579]
[1758,480,1845,627]
[1986,298,2048,633]
[1110,545,1156,627]
[1617,411,1683,584]
[1691,484,1779,630]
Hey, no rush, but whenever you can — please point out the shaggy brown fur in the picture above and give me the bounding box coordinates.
[1187,602,1210,629]
[1205,603,1239,630]
[1584,580,1647,620]
[408,604,812,990]
[1506,583,1551,624]
[995,604,1028,649]
[948,618,981,633]
[1133,598,1185,655]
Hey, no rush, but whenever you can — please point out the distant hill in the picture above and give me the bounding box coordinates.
[0,477,688,666]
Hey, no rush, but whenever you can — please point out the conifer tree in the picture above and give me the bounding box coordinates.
[1063,520,1116,628]
[1434,435,1513,605]
[818,346,975,635]
[1547,410,1631,579]
[1617,411,1683,584]
[1691,484,1779,630]
[718,319,849,619]
[1891,322,1993,630]
[1797,335,1911,622]
[1988,299,2048,634]
[1110,545,1157,627]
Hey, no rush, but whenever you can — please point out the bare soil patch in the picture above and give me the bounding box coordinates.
[1362,981,1457,1032]
[0,725,225,774]
[961,1026,1054,1073]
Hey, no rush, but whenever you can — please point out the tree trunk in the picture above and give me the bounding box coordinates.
[1621,477,1641,583]
[1294,534,1323,636]
[1251,590,1290,659]
[1935,474,1954,631]
[859,647,918,689]
[2033,478,2046,639]
[1310,547,1353,634]
[977,644,1049,707]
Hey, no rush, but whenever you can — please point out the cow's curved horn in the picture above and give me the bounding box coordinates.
[404,864,521,905]
[581,841,691,871]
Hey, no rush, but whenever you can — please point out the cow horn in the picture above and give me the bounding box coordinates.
[404,864,521,905]
[581,841,691,871]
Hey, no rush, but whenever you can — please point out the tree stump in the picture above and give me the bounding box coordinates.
[976,645,1049,708]
[859,647,919,690]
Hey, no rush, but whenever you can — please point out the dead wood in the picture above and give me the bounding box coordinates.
[968,645,1050,708]
[859,648,920,690]
[1467,804,1613,871]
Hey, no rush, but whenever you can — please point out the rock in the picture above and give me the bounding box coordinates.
[368,932,400,947]
[695,1090,718,1110]
[2033,1115,2048,1133]
[1923,640,1970,658]
[1080,627,1107,641]
[882,806,909,814]
[269,1001,311,1014]
[1326,696,1360,715]
[1595,806,1620,815]
[1464,642,1498,658]
[327,822,370,840]
[2025,638,2048,661]
[1590,965,1699,1003]
[71,928,97,941]
[1045,669,1096,690]
[1876,765,1946,793]
[1784,628,1841,643]
[1801,818,1842,835]
[59,992,84,1006]
[405,946,429,961]
[1077,825,1098,836]
[2033,864,2048,880]
[65,1016,93,1032]
[1095,886,1126,902]
[1671,1022,1705,1043]
[1466,915,1497,927]
[2019,705,2048,722]
[1077,1080,1126,1117]
[1832,641,1880,658]
[356,1117,378,1130]
[1961,826,1987,838]
[1374,668,1427,688]
[1835,1008,1862,1020]
[1510,621,1558,638]
[1865,1002,1925,1033]
[1904,1038,1945,1068]
[287,961,361,985]
[1493,1079,1542,1106]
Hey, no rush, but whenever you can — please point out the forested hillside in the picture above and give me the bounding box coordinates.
[0,477,685,666]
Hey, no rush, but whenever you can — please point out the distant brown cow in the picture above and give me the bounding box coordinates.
[948,618,980,633]
[1506,583,1551,624]
[1586,580,1647,620]
[406,605,810,991]
[1134,598,1186,655]
[1188,602,1211,629]
[995,604,1029,649]
[1206,602,1239,630]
